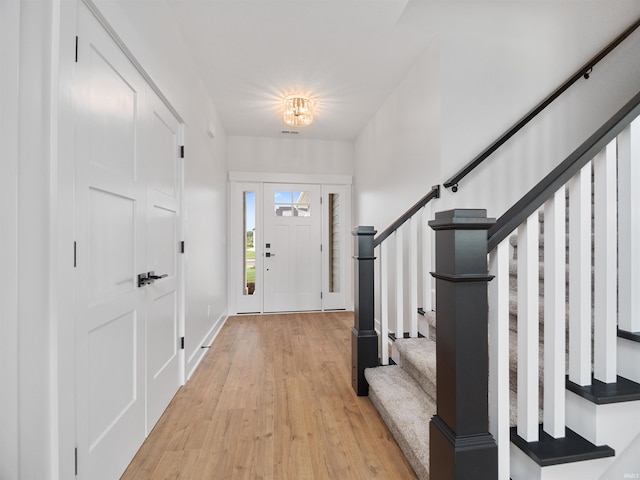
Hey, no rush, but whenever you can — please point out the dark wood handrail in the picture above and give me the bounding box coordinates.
[487,89,640,252]
[373,185,440,248]
[443,16,640,192]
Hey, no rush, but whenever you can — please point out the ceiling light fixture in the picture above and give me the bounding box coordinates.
[283,95,314,127]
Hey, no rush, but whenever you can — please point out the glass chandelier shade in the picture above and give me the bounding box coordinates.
[283,95,314,127]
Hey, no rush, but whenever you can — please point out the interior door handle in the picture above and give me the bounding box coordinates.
[147,271,168,281]
[138,271,168,287]
[265,252,275,257]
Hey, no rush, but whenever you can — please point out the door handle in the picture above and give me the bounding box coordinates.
[138,271,168,287]
[147,271,168,282]
[265,252,275,257]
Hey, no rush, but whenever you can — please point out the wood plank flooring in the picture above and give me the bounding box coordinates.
[122,311,417,479]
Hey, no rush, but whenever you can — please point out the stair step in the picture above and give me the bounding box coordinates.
[365,365,436,480]
[618,329,640,343]
[566,375,640,404]
[618,332,640,384]
[417,309,437,340]
[395,338,437,400]
[511,425,614,467]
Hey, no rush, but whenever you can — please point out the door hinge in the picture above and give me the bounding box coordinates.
[180,145,185,158]
[180,241,185,253]
[320,196,323,204]
[180,337,185,349]
[321,292,323,299]
[73,241,77,267]
[75,447,78,475]
[75,36,78,62]
[320,244,323,252]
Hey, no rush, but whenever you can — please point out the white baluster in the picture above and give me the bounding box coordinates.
[380,241,389,365]
[618,118,640,334]
[395,227,404,341]
[489,239,510,479]
[568,163,592,386]
[409,216,418,338]
[594,141,618,383]
[543,187,566,438]
[422,206,433,317]
[517,212,540,442]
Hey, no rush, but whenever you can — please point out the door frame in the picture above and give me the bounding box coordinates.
[228,172,353,315]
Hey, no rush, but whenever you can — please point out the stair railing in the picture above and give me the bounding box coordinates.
[477,90,640,478]
[374,185,440,366]
[443,17,640,193]
[351,185,439,395]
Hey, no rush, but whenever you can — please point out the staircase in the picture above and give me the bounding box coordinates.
[352,93,640,479]
[365,327,437,479]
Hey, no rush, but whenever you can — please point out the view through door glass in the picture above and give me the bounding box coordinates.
[243,191,256,296]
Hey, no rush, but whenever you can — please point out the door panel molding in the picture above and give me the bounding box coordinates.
[74,4,184,478]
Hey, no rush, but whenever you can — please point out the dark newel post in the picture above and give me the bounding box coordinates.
[351,226,378,396]
[428,209,498,479]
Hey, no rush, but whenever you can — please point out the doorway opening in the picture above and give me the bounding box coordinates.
[230,177,351,314]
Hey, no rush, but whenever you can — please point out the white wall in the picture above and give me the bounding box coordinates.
[354,1,640,229]
[0,1,58,478]
[183,103,228,377]
[436,1,640,218]
[228,135,355,176]
[355,38,440,230]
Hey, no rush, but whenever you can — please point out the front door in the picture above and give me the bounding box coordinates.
[263,184,322,312]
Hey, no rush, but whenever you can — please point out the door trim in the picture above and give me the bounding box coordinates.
[229,171,352,185]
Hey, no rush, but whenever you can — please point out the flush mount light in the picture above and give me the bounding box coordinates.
[283,95,314,127]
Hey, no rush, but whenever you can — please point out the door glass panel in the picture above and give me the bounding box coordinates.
[274,190,311,217]
[243,191,256,295]
[329,193,340,293]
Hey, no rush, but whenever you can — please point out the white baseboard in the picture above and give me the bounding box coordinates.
[186,311,228,381]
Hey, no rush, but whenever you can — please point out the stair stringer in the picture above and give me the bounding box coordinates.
[598,432,640,479]
[565,393,640,455]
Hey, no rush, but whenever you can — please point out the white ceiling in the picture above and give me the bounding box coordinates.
[115,0,616,142]
[160,0,438,141]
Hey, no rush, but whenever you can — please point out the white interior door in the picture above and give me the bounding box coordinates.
[75,5,183,478]
[75,6,146,479]
[144,93,182,433]
[263,184,322,312]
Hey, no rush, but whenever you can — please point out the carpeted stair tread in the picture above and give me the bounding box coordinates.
[365,365,436,480]
[425,310,436,340]
[395,338,437,400]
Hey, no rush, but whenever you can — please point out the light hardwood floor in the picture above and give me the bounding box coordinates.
[122,311,417,479]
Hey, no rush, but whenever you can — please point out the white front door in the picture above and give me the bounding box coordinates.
[75,6,146,478]
[263,184,322,312]
[144,92,182,433]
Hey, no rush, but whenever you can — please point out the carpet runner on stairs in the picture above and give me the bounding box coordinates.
[365,338,437,480]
